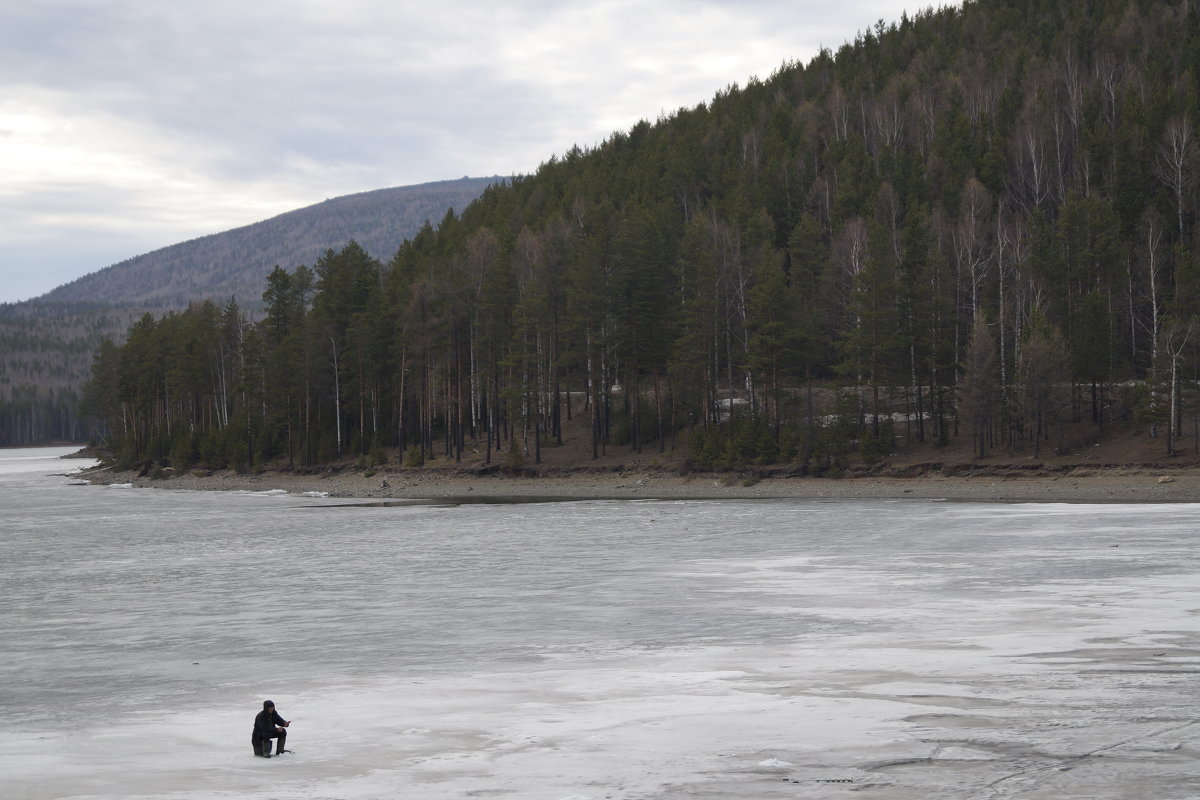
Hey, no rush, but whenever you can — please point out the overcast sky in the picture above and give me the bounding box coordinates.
[0,1,946,304]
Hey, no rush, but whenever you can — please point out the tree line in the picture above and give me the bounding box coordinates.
[82,0,1200,472]
[0,303,142,446]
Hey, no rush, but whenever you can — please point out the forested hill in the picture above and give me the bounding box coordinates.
[86,0,1200,474]
[37,177,500,309]
[0,177,498,446]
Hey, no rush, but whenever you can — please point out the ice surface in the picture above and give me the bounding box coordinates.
[2,447,1200,799]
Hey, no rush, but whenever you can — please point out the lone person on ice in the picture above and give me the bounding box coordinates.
[251,699,290,757]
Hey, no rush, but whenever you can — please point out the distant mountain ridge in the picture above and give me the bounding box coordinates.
[0,176,501,445]
[36,176,502,309]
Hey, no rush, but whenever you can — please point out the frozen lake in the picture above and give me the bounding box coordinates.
[2,447,1199,799]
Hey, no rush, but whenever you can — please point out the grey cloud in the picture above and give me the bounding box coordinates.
[0,1,945,302]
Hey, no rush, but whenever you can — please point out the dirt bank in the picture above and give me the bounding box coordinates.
[78,461,1200,503]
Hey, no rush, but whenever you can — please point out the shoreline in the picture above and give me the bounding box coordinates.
[77,463,1200,503]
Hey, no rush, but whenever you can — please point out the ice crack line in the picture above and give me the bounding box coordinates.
[974,719,1200,798]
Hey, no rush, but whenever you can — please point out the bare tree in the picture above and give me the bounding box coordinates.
[1161,319,1195,456]
[995,201,1026,442]
[834,218,870,286]
[1154,116,1197,242]
[826,83,850,142]
[871,76,907,157]
[1093,51,1122,134]
[1140,211,1167,370]
[1008,107,1054,213]
[953,178,995,321]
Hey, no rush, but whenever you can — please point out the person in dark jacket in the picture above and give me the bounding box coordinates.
[251,699,290,757]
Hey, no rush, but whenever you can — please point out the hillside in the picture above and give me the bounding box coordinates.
[79,0,1200,476]
[36,177,501,308]
[0,177,499,445]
